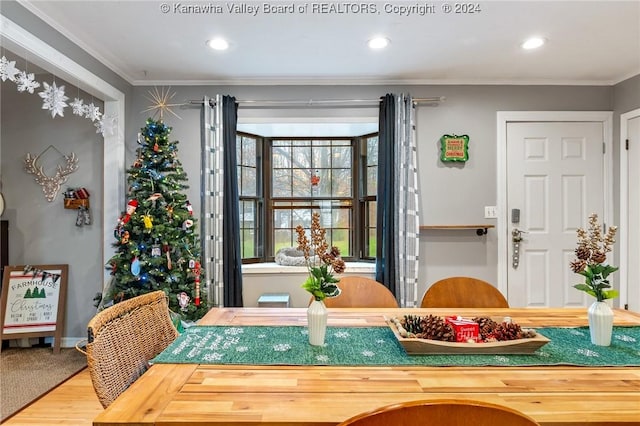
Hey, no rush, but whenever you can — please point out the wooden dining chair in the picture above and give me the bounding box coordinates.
[321,276,399,308]
[420,276,509,308]
[337,399,540,426]
[82,290,179,408]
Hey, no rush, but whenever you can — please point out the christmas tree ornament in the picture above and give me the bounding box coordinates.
[38,81,69,118]
[131,256,141,276]
[147,192,163,208]
[194,261,201,306]
[166,250,172,270]
[182,219,194,230]
[186,200,193,215]
[119,199,138,225]
[121,231,130,244]
[189,259,196,269]
[15,71,41,93]
[151,244,161,257]
[153,142,159,152]
[143,214,153,229]
[177,291,190,311]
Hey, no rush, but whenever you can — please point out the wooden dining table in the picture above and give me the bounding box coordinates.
[93,307,640,425]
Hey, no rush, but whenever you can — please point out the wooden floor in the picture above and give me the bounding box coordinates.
[2,369,102,425]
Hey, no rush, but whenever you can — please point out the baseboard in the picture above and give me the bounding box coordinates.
[4,336,86,349]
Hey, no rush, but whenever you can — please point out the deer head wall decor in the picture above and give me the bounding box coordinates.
[24,149,79,202]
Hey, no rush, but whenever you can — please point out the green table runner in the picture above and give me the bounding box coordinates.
[151,325,640,367]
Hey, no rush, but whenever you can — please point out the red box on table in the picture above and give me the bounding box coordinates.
[445,316,479,343]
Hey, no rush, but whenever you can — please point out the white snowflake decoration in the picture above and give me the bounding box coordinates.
[38,82,69,118]
[273,343,292,352]
[0,56,19,82]
[235,346,249,352]
[493,355,510,364]
[334,331,350,338]
[361,350,375,357]
[315,354,330,363]
[70,98,86,116]
[224,327,244,335]
[15,71,41,93]
[203,352,224,362]
[95,114,117,136]
[577,348,600,357]
[84,102,102,122]
[615,334,636,343]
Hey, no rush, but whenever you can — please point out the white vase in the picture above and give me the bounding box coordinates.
[307,299,328,346]
[588,301,614,346]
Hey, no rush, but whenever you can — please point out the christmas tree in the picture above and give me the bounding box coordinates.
[104,118,208,321]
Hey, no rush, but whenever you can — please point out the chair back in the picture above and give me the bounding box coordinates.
[420,276,509,308]
[321,276,399,308]
[337,399,539,426]
[85,290,179,408]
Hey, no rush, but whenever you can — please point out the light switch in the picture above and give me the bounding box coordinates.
[484,206,498,219]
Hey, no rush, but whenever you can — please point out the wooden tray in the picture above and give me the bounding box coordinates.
[387,317,550,355]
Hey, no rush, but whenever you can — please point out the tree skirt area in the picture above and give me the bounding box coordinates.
[1,346,87,421]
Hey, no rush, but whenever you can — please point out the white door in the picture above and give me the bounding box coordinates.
[624,114,640,311]
[506,121,605,307]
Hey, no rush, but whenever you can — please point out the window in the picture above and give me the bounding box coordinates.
[237,132,377,263]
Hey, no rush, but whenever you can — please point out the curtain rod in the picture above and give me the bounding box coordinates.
[187,96,445,107]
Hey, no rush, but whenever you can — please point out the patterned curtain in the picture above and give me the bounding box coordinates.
[202,95,243,307]
[376,93,420,307]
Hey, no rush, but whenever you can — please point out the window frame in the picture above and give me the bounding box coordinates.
[237,131,377,264]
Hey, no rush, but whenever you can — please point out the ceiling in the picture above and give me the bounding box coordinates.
[15,0,640,86]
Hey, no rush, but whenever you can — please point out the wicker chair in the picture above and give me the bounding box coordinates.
[420,276,509,308]
[83,290,179,408]
[337,399,540,426]
[321,276,399,308]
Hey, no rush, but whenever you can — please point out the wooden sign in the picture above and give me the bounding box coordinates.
[0,265,68,353]
[440,134,469,162]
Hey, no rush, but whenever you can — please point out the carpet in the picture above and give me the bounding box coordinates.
[151,325,640,367]
[0,346,88,421]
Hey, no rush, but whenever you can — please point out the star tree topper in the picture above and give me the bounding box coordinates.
[142,86,182,120]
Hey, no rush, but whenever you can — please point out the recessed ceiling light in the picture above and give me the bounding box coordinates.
[521,37,546,50]
[207,38,229,50]
[368,37,390,50]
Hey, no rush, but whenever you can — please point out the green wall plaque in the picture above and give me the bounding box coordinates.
[440,134,469,162]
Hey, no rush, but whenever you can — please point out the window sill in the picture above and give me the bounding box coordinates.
[242,262,376,275]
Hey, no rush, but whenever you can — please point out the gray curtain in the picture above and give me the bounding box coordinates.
[221,95,243,307]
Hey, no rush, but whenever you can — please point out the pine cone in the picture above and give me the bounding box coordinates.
[575,246,591,261]
[570,259,587,273]
[419,315,455,342]
[591,251,607,263]
[473,316,498,340]
[489,322,523,341]
[401,315,423,335]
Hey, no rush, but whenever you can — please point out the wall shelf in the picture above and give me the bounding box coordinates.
[420,225,495,236]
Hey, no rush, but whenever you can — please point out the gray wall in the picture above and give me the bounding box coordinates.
[128,84,615,302]
[1,78,104,342]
